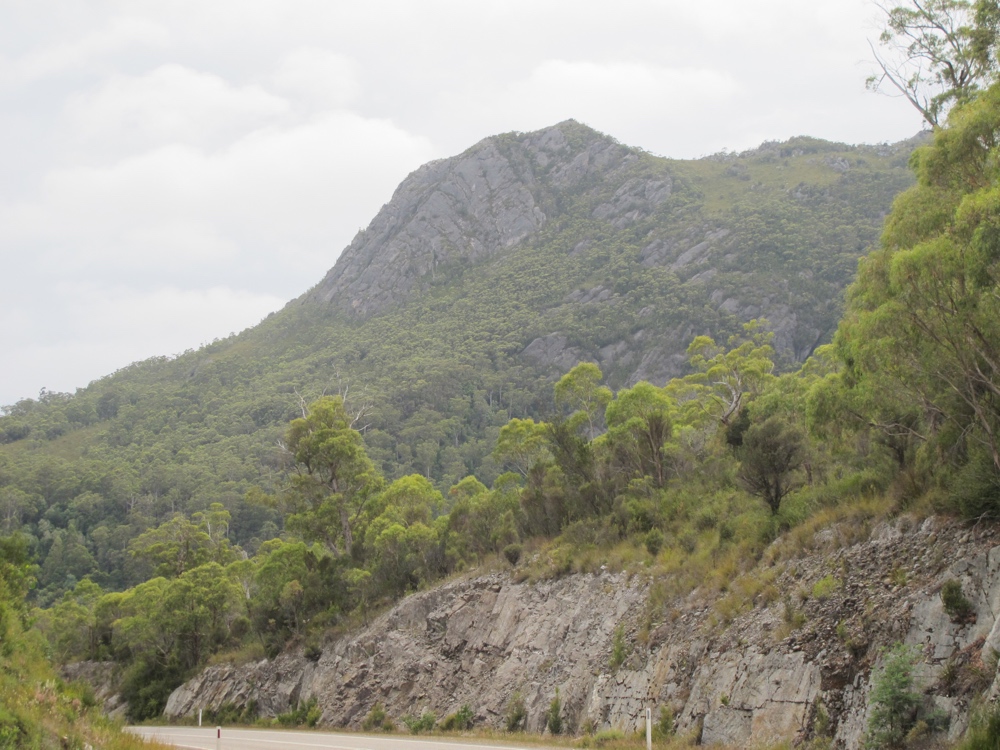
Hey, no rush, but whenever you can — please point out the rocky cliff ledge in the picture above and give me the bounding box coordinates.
[164,516,1000,748]
[305,120,633,317]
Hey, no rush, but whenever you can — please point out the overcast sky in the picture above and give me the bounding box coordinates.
[0,0,922,407]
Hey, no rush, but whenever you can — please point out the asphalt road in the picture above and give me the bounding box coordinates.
[129,727,560,750]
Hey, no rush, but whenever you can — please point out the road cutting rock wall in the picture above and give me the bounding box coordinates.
[163,516,1000,748]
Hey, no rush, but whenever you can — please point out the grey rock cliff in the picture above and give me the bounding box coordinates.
[306,121,631,317]
[165,517,1000,748]
[290,123,913,388]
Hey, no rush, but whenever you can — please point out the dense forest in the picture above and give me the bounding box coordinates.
[3,1,1000,746]
[0,128,915,605]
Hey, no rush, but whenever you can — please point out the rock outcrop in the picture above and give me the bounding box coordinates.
[306,120,633,317]
[165,516,1000,748]
[60,660,126,719]
[297,122,914,380]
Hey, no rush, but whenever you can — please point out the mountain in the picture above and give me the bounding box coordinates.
[0,120,918,597]
[298,119,917,375]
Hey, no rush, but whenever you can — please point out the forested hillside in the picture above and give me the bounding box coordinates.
[0,122,916,606]
[5,0,1000,745]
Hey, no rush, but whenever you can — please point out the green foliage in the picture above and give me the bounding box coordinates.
[439,704,474,731]
[836,83,1000,510]
[868,0,1000,127]
[402,711,436,734]
[554,363,613,437]
[361,702,393,732]
[493,418,550,478]
[129,505,236,578]
[811,575,841,601]
[864,644,924,749]
[941,579,976,622]
[737,416,805,513]
[505,690,527,732]
[0,129,913,611]
[609,624,628,671]
[654,705,675,739]
[643,528,664,557]
[957,702,1000,750]
[546,688,563,735]
[503,543,522,566]
[203,700,257,726]
[588,728,625,746]
[282,396,383,557]
[669,321,775,428]
[604,382,675,487]
[277,697,321,727]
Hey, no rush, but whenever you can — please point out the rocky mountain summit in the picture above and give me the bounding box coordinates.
[307,121,632,317]
[299,120,916,386]
[163,515,1000,749]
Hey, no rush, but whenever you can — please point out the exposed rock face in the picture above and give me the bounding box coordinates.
[294,123,914,386]
[166,572,645,732]
[164,517,1000,748]
[307,121,632,317]
[521,333,591,374]
[60,661,126,719]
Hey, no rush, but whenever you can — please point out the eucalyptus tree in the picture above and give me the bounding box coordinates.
[868,0,1000,127]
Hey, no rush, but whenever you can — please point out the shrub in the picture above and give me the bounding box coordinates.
[941,579,975,623]
[643,528,664,557]
[503,543,522,566]
[362,702,393,732]
[811,575,841,601]
[546,689,562,735]
[951,449,1000,519]
[505,691,526,732]
[718,521,736,543]
[440,704,474,731]
[653,705,674,739]
[609,624,628,671]
[276,697,321,728]
[402,711,436,734]
[864,644,922,748]
[592,728,625,746]
[957,703,1000,750]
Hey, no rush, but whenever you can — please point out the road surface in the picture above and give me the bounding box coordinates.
[129,727,560,750]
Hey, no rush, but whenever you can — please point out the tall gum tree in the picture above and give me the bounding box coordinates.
[282,396,383,557]
[837,82,1000,476]
[868,0,1000,127]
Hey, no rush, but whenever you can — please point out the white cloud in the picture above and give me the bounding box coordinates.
[0,16,169,86]
[67,64,290,151]
[2,111,434,278]
[510,60,736,128]
[270,48,360,110]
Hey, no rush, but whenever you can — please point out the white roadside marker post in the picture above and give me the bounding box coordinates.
[216,725,221,750]
[646,707,652,750]
[198,709,202,727]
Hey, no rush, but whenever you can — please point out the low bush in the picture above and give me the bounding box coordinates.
[957,703,1000,750]
[505,690,526,732]
[546,688,562,735]
[864,643,946,748]
[811,575,841,601]
[361,702,393,732]
[609,624,628,671]
[402,711,436,734]
[276,697,320,727]
[941,580,975,623]
[439,703,474,731]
